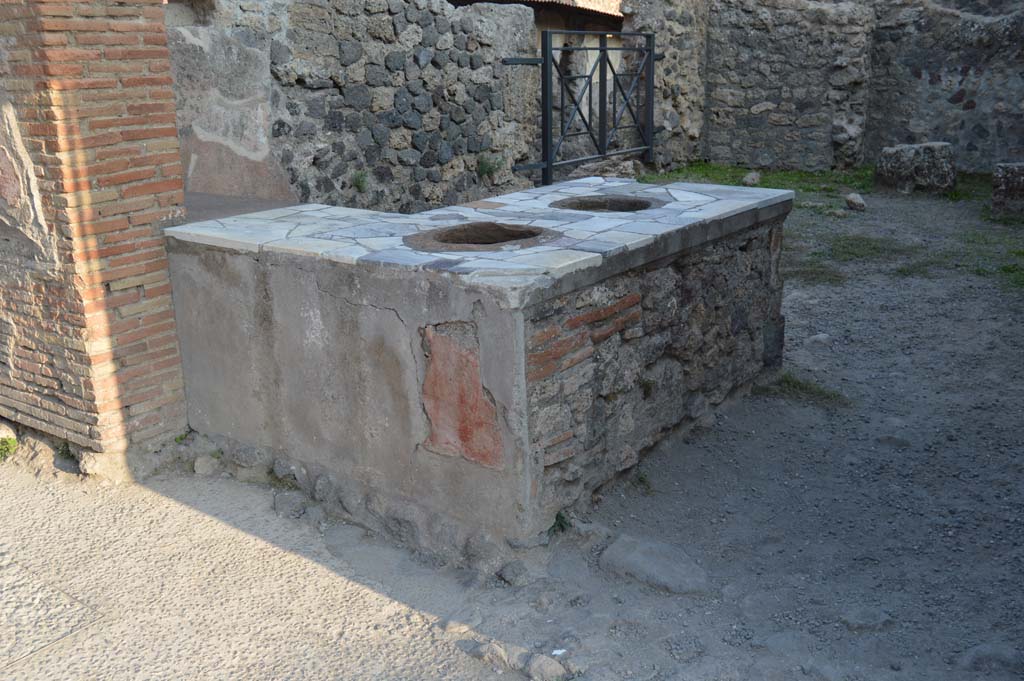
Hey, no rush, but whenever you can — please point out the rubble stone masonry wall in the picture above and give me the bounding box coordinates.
[165,0,1022,188]
[0,0,187,478]
[702,0,875,170]
[865,0,1024,172]
[524,217,785,518]
[165,0,540,213]
[621,0,709,167]
[699,0,1022,172]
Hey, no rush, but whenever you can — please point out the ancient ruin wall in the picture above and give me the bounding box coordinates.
[865,1,1024,172]
[166,0,539,213]
[525,218,785,519]
[621,0,709,167]
[702,0,874,170]
[699,0,1021,172]
[0,1,188,477]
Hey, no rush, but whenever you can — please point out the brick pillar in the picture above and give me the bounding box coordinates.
[0,0,186,480]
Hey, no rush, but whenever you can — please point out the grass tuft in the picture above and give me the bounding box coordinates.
[632,470,655,496]
[996,263,1024,288]
[548,510,571,536]
[825,234,921,262]
[57,441,74,461]
[958,228,1024,288]
[0,437,17,462]
[640,162,874,196]
[982,205,1024,227]
[476,154,500,179]
[893,252,956,278]
[351,170,368,194]
[784,260,846,285]
[946,173,994,202]
[754,371,850,406]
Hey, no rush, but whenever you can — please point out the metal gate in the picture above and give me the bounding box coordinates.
[506,30,657,185]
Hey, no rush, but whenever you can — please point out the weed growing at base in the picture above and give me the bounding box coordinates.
[755,372,849,406]
[0,437,16,462]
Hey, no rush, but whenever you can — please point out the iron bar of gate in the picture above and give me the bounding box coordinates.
[541,30,553,186]
[552,58,602,160]
[607,60,645,146]
[645,32,656,164]
[598,33,608,157]
[504,30,656,185]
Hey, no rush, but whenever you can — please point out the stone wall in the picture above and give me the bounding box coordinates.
[702,0,874,170]
[696,0,1021,172]
[524,217,784,518]
[865,1,1024,172]
[0,0,188,480]
[166,0,539,213]
[163,0,1021,184]
[621,0,709,167]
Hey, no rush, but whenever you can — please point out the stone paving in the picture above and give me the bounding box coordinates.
[166,177,794,291]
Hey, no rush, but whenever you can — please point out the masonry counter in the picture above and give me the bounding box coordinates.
[165,177,792,559]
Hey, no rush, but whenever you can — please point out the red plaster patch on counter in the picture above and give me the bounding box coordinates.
[422,325,503,469]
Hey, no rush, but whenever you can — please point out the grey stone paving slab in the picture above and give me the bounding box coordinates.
[598,534,710,595]
[166,177,794,300]
[323,244,369,264]
[572,240,627,255]
[359,249,445,268]
[615,220,681,235]
[507,249,602,276]
[263,237,340,257]
[449,259,547,275]
[598,230,656,250]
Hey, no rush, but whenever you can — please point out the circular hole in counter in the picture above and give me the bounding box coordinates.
[550,195,664,213]
[404,222,557,252]
[434,222,542,245]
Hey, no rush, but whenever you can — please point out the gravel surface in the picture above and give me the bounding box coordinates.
[1,193,1021,680]
[590,192,1024,680]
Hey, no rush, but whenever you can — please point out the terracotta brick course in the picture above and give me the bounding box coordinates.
[565,293,641,329]
[0,0,187,474]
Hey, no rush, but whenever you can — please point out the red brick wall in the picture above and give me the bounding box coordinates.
[0,0,186,474]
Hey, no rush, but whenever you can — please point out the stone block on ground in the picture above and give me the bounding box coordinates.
[844,193,866,211]
[598,533,710,595]
[525,653,567,680]
[497,559,531,587]
[875,142,956,194]
[273,489,308,519]
[193,454,220,476]
[992,163,1024,217]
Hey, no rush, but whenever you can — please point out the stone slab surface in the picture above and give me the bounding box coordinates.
[166,178,793,305]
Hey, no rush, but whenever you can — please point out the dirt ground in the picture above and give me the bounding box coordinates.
[1,191,1022,680]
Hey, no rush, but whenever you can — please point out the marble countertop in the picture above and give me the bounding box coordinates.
[166,177,793,305]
